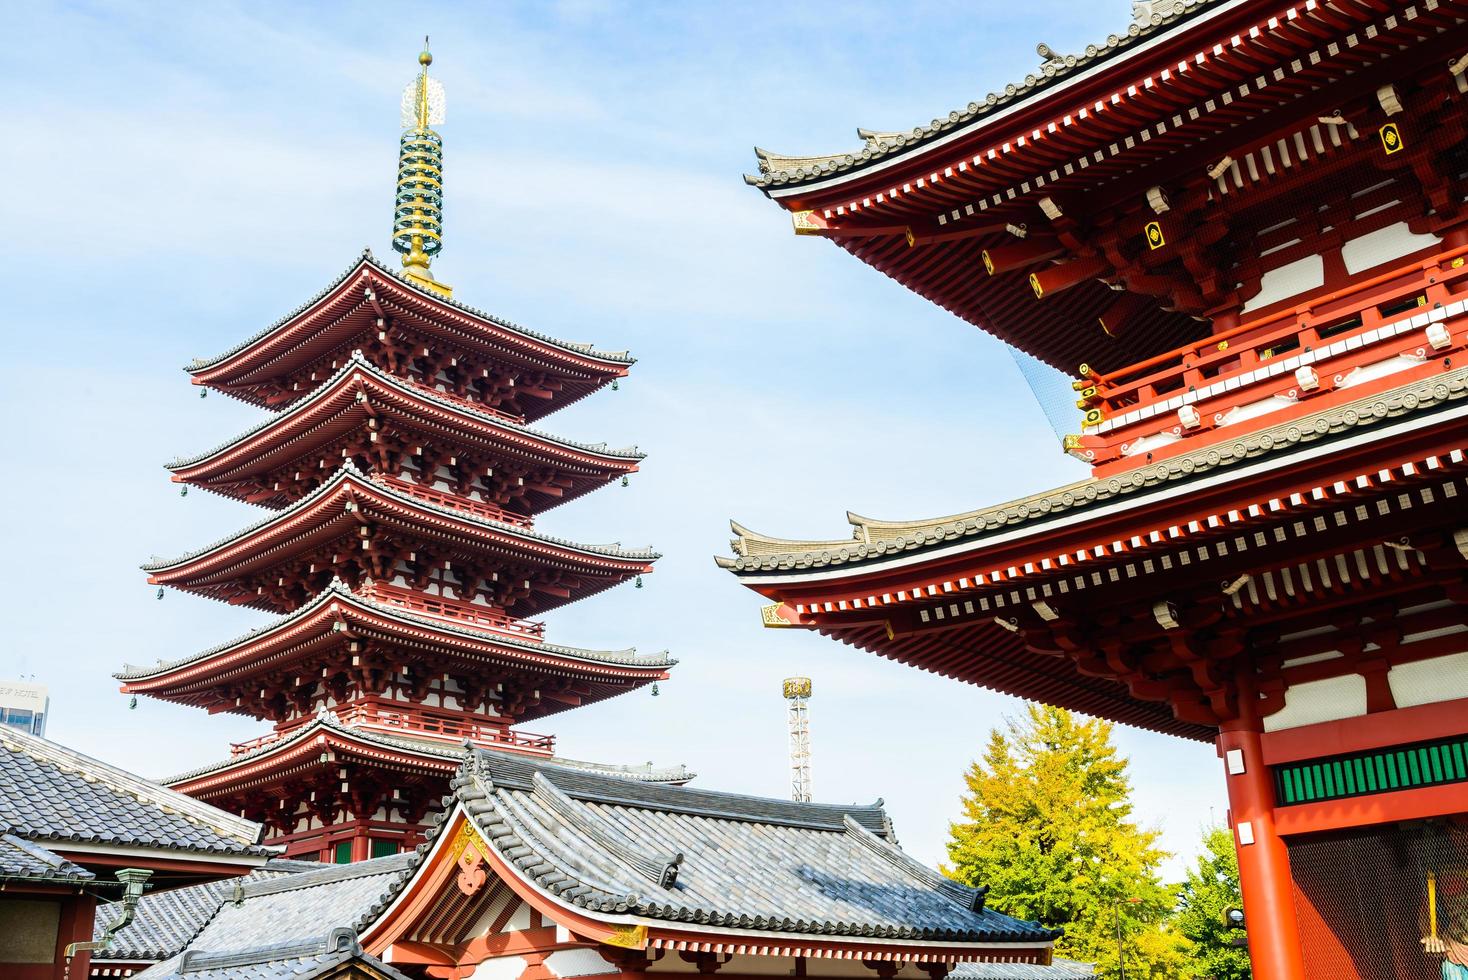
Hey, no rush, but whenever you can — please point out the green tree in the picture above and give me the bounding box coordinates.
[944,704,1183,978]
[1174,826,1251,980]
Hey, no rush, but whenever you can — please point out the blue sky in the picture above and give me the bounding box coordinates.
[3,1,1225,877]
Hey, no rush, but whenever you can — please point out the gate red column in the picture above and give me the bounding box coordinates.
[1218,679,1308,980]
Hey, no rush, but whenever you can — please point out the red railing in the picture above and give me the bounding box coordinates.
[359,581,546,641]
[1071,246,1468,472]
[230,702,556,756]
[1084,245,1468,419]
[379,476,534,528]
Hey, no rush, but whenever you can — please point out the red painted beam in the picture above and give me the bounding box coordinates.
[1261,697,1468,766]
[1274,780,1468,836]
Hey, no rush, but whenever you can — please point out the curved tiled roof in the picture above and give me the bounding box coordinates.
[142,463,658,573]
[0,728,272,860]
[169,353,643,471]
[117,579,675,682]
[0,833,93,883]
[722,367,1468,574]
[444,750,1057,943]
[188,251,632,373]
[134,872,418,980]
[96,859,322,961]
[746,0,1225,189]
[137,935,409,980]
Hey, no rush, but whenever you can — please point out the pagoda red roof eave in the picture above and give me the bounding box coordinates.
[190,256,634,378]
[167,725,461,797]
[117,591,671,696]
[186,257,633,418]
[144,468,657,583]
[168,360,642,491]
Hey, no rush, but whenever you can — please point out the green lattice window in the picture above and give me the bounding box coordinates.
[1274,737,1468,806]
[369,838,398,859]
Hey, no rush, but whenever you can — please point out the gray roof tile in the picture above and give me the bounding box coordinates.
[0,833,93,882]
[135,929,410,980]
[0,728,272,860]
[175,855,417,956]
[95,859,322,960]
[950,961,1094,979]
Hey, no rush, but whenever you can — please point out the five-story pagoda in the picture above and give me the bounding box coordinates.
[121,44,680,863]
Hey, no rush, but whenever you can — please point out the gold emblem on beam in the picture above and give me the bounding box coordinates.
[1029,272,1044,299]
[761,603,797,629]
[1144,221,1166,250]
[792,210,822,235]
[603,924,648,950]
[448,819,486,863]
[1380,122,1403,155]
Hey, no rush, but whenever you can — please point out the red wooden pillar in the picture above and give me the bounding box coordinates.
[351,827,371,862]
[1218,682,1307,980]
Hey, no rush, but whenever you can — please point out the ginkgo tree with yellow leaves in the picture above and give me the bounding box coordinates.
[943,704,1187,979]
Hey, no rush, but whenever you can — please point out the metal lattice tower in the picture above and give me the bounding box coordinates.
[782,677,813,802]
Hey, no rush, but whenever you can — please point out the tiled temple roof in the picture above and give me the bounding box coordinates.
[188,250,632,374]
[153,748,1054,973]
[746,0,1223,189]
[169,353,644,471]
[439,749,1057,942]
[137,929,410,980]
[95,859,322,961]
[0,833,93,883]
[721,367,1468,574]
[143,464,658,574]
[117,579,675,682]
[0,728,273,860]
[134,857,418,979]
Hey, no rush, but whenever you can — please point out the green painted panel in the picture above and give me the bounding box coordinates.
[1273,736,1468,807]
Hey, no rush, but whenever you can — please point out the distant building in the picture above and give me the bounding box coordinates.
[0,680,48,736]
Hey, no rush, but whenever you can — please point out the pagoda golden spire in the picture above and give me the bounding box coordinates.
[392,37,451,297]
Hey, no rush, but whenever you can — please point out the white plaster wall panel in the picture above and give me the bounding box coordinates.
[1341,222,1440,275]
[471,955,527,980]
[543,948,618,977]
[1242,254,1324,313]
[1388,651,1468,709]
[1262,674,1368,732]
[504,903,532,932]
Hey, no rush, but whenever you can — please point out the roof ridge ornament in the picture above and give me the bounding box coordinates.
[393,38,452,299]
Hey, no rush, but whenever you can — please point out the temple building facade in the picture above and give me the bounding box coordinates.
[125,44,683,864]
[722,1,1468,978]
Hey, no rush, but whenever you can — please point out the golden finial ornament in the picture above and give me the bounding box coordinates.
[393,37,452,297]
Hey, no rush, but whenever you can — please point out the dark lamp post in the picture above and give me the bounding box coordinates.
[1114,896,1143,980]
